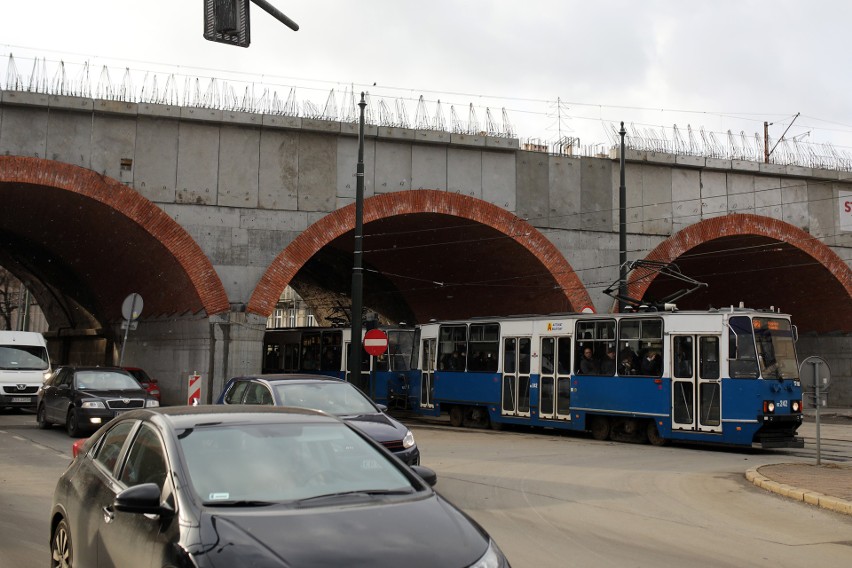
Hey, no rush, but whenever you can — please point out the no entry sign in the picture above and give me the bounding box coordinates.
[363,329,389,356]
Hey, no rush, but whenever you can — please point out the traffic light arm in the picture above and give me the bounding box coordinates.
[252,0,299,31]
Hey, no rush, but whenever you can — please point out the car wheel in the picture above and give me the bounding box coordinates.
[50,518,73,568]
[37,404,52,429]
[66,409,83,438]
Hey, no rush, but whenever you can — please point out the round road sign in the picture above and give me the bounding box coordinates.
[363,329,389,357]
[121,293,144,321]
[799,356,831,391]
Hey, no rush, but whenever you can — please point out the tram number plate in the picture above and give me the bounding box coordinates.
[777,400,788,407]
[11,397,30,403]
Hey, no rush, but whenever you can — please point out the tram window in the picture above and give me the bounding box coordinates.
[618,317,663,377]
[438,325,467,371]
[753,318,798,380]
[673,336,693,378]
[320,331,342,371]
[699,337,720,379]
[282,343,299,372]
[264,344,281,372]
[421,339,436,372]
[345,342,371,372]
[575,319,615,374]
[374,353,389,372]
[728,316,758,379]
[467,324,499,372]
[504,338,516,374]
[388,330,415,371]
[301,332,321,371]
[557,337,571,374]
[541,338,555,375]
[519,338,531,375]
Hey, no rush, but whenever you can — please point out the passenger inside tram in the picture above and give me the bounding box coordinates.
[579,347,599,374]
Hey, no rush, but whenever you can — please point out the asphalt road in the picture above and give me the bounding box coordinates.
[1,410,850,568]
[412,421,852,568]
[0,410,74,568]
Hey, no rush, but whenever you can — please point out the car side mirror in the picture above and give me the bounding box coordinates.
[114,483,169,516]
[376,403,388,413]
[410,465,438,487]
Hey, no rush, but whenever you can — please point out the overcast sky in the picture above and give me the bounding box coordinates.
[2,1,851,159]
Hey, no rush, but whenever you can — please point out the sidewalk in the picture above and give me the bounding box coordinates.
[746,407,852,516]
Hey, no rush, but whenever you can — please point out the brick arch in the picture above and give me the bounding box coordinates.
[0,156,230,316]
[628,213,852,300]
[248,189,592,317]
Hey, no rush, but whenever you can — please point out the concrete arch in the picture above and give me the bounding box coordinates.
[0,156,230,319]
[248,189,592,318]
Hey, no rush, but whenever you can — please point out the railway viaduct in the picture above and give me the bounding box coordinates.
[1,89,851,405]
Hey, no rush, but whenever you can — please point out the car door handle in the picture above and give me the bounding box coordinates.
[103,506,115,523]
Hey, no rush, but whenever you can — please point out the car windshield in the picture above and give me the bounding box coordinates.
[127,369,151,383]
[753,317,799,380]
[0,345,49,371]
[75,370,141,390]
[179,421,415,505]
[273,382,378,415]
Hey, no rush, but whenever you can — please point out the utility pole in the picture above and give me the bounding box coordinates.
[348,94,367,385]
[765,112,800,163]
[764,122,770,163]
[618,122,627,312]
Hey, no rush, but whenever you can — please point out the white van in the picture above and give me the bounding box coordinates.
[0,331,51,410]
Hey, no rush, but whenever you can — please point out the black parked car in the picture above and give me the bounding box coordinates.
[37,366,159,437]
[49,406,510,568]
[217,374,420,466]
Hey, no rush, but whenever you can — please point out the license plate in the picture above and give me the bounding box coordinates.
[11,397,31,403]
[114,410,126,417]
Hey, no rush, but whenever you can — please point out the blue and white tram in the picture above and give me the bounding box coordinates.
[410,307,804,448]
[262,326,417,407]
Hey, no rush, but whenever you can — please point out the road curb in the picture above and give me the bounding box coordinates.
[746,467,852,516]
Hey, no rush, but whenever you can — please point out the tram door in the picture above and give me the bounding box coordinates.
[501,337,531,418]
[419,338,436,409]
[539,336,572,420]
[671,335,722,432]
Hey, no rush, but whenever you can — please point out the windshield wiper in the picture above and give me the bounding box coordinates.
[203,499,278,507]
[296,489,414,506]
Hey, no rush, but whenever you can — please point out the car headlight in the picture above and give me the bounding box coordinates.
[81,400,106,409]
[469,539,509,568]
[402,429,415,449]
[146,399,160,408]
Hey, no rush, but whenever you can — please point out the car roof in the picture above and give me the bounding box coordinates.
[60,366,132,373]
[128,404,341,430]
[230,373,346,385]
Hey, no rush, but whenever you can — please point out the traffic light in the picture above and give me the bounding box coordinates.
[203,0,251,48]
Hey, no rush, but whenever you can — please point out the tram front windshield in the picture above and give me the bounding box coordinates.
[753,317,798,380]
